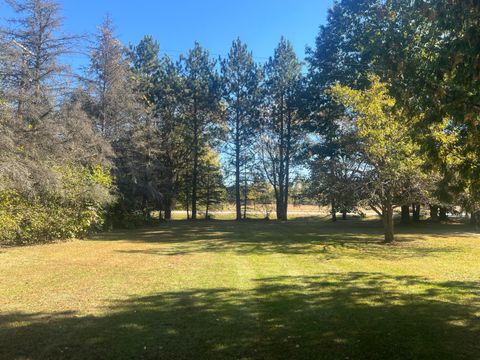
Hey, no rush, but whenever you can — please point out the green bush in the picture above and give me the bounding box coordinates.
[0,164,113,245]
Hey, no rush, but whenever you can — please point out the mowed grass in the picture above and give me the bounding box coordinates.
[1,220,480,359]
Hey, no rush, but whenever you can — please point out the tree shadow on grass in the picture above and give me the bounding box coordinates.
[96,220,469,258]
[96,219,477,243]
[115,239,462,260]
[1,272,479,359]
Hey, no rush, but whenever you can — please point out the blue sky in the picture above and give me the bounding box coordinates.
[1,0,334,63]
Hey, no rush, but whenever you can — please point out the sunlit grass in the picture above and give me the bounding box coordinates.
[1,219,479,359]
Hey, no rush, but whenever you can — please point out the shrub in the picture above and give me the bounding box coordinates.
[0,164,113,245]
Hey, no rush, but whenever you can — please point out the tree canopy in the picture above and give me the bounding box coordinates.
[1,0,479,244]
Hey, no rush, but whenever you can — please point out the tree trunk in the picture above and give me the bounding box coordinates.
[158,208,164,222]
[235,109,241,221]
[401,205,410,224]
[342,209,347,220]
[470,211,479,227]
[412,203,421,221]
[191,150,198,220]
[277,186,285,221]
[276,196,284,221]
[439,207,448,221]
[186,186,190,220]
[205,174,210,220]
[331,201,337,222]
[243,163,248,219]
[191,101,199,220]
[164,195,172,220]
[429,205,439,221]
[383,210,395,243]
[383,198,395,243]
[277,94,285,221]
[143,199,151,223]
[283,111,292,222]
[164,207,171,220]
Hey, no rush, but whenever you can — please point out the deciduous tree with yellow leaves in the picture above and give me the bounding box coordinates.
[330,75,427,242]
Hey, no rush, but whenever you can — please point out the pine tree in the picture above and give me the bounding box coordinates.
[154,56,191,219]
[179,42,224,220]
[261,37,303,221]
[221,38,262,220]
[86,16,141,141]
[198,148,225,219]
[0,0,113,243]
[305,0,373,221]
[130,35,161,112]
[86,17,160,224]
[1,0,79,126]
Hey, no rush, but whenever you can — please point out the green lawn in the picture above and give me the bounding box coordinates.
[1,220,479,359]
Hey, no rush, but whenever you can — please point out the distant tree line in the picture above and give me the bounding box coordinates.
[0,0,478,243]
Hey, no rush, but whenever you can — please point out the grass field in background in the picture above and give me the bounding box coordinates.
[1,219,479,359]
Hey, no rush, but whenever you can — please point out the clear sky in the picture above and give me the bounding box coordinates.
[0,0,334,63]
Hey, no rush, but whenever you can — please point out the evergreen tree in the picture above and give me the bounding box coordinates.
[198,148,225,219]
[409,0,480,223]
[261,37,303,221]
[0,0,113,243]
[86,17,160,224]
[309,134,365,221]
[221,38,262,220]
[1,0,79,126]
[305,1,371,220]
[130,35,161,112]
[179,42,224,220]
[86,16,141,141]
[154,55,191,219]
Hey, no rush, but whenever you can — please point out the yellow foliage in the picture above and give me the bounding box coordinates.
[329,75,423,176]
